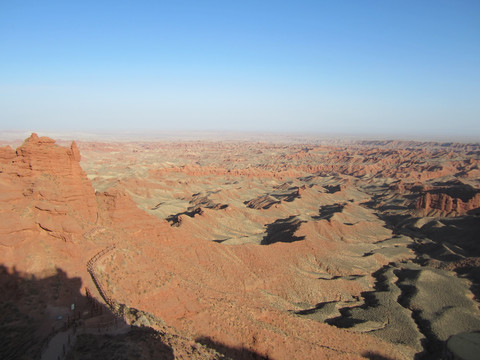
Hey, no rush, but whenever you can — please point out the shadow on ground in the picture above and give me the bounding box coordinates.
[312,203,346,221]
[0,264,173,360]
[362,352,395,360]
[70,326,174,360]
[197,336,269,360]
[261,216,305,245]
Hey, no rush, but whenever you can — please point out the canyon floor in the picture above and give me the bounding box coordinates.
[1,133,480,359]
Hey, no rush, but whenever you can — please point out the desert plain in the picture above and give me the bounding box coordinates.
[1,132,480,359]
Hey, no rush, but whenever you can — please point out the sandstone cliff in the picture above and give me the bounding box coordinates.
[416,181,480,215]
[0,133,97,246]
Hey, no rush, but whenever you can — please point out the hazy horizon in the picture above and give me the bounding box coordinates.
[1,129,479,145]
[1,1,479,137]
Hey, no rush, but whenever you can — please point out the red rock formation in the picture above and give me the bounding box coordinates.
[417,192,480,215]
[416,183,480,215]
[0,133,97,245]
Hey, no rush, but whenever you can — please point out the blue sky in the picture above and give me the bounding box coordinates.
[0,0,479,138]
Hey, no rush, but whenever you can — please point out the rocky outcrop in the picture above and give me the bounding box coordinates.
[416,182,480,215]
[164,193,227,227]
[244,195,280,209]
[0,133,97,244]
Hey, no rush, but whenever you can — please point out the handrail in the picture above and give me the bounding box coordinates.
[86,245,117,310]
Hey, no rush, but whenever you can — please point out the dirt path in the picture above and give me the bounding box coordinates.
[40,328,74,360]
